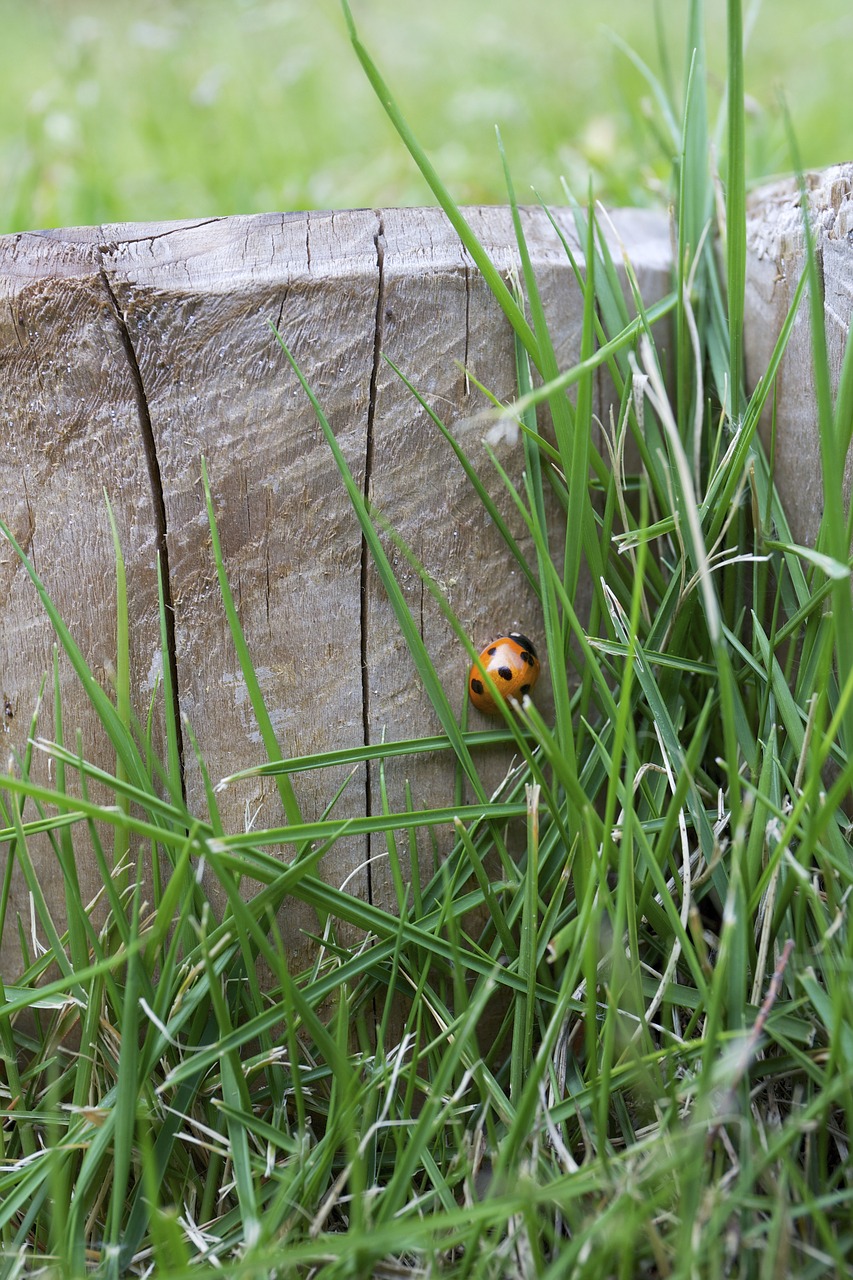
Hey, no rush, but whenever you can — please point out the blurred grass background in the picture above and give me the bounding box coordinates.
[0,0,849,233]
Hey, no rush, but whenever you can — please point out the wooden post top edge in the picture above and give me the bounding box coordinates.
[746,161,853,262]
[0,204,673,296]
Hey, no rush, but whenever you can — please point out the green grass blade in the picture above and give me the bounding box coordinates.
[271,327,487,800]
[201,459,305,831]
[340,0,538,363]
[726,0,746,413]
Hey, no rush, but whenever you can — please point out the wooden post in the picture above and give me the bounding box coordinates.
[0,206,672,978]
[744,162,853,546]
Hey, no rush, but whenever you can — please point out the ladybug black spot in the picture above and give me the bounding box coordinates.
[510,633,536,657]
[519,684,531,696]
[497,665,513,682]
[471,678,485,696]
[486,645,498,657]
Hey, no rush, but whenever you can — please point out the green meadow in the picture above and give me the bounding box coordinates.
[0,0,849,232]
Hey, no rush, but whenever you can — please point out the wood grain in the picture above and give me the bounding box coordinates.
[0,205,672,979]
[744,163,853,547]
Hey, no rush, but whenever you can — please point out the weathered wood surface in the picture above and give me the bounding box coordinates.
[744,162,853,545]
[0,205,672,978]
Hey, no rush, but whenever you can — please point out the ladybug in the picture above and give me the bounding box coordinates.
[469,633,541,715]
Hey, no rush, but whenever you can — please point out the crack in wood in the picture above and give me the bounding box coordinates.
[97,216,227,248]
[361,211,386,891]
[96,250,186,796]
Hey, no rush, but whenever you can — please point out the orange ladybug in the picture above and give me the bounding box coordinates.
[468,633,540,715]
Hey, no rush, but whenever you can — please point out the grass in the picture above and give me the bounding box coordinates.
[0,0,851,231]
[2,0,853,1276]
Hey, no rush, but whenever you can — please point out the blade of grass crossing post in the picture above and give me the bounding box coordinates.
[383,354,541,601]
[499,134,574,558]
[598,483,649,902]
[705,268,809,548]
[568,187,599,603]
[678,3,712,434]
[510,784,540,1104]
[367,492,561,838]
[487,446,606,712]
[544,199,631,387]
[512,326,575,766]
[676,52,701,448]
[837,309,853,504]
[726,0,746,416]
[106,875,143,1278]
[606,592,721,892]
[498,291,677,444]
[200,459,305,832]
[272,329,487,801]
[103,498,129,736]
[7,788,78,988]
[48,651,91,980]
[187,739,286,1085]
[105,494,131,877]
[782,114,853,763]
[340,0,538,366]
[498,133,604,618]
[0,518,148,795]
[378,755,407,916]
